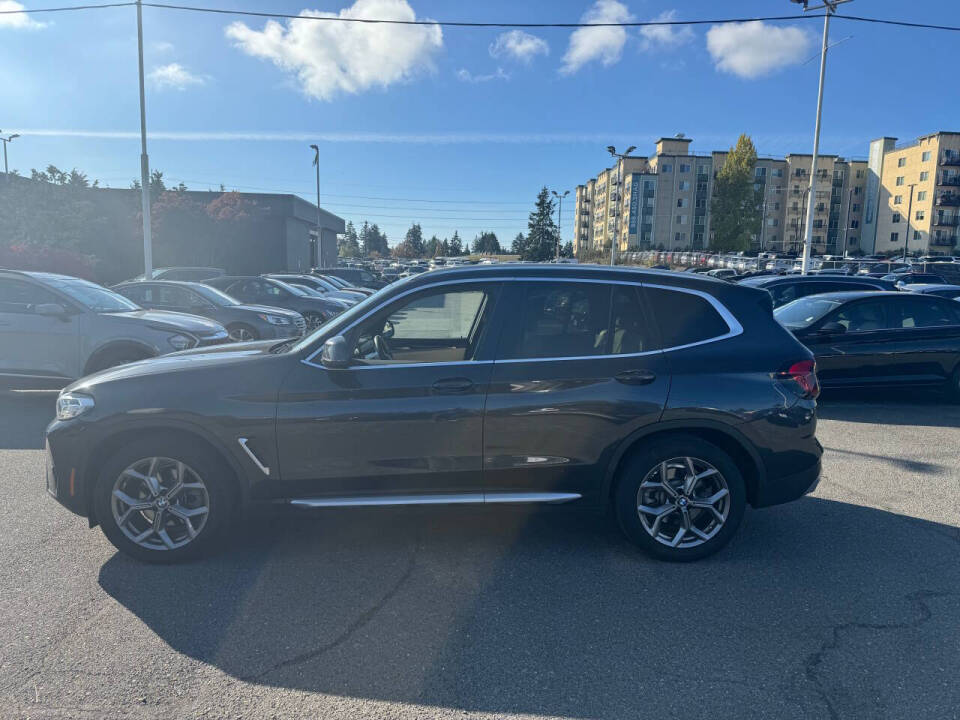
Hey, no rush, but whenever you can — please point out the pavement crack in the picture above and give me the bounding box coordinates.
[802,588,958,720]
[243,538,420,683]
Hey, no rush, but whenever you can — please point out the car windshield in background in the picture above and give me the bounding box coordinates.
[189,284,240,306]
[271,279,308,297]
[46,277,140,313]
[289,281,400,353]
[774,297,843,329]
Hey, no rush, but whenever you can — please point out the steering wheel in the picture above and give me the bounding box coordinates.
[373,334,394,360]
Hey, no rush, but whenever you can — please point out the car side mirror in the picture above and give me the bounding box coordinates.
[819,321,846,334]
[35,303,68,319]
[320,335,352,369]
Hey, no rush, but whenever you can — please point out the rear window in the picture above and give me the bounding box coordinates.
[644,287,731,348]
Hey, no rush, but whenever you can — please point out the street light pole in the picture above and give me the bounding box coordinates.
[135,0,153,279]
[903,183,915,261]
[551,189,569,261]
[793,0,852,275]
[606,145,636,265]
[310,144,322,268]
[0,132,19,177]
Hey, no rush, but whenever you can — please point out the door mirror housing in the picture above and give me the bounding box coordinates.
[34,303,68,318]
[818,321,847,335]
[320,335,352,369]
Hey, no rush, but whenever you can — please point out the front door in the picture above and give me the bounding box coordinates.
[804,298,896,387]
[0,277,80,381]
[273,281,503,500]
[483,280,670,504]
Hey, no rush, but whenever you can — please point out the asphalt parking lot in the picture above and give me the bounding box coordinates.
[0,391,958,719]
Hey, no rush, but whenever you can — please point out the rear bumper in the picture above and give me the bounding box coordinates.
[753,442,822,508]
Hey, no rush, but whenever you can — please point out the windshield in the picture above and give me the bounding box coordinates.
[774,296,843,330]
[189,283,239,306]
[269,278,308,297]
[321,275,349,288]
[46,277,140,313]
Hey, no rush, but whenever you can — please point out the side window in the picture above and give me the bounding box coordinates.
[644,287,731,348]
[598,285,656,354]
[769,283,799,307]
[156,285,192,308]
[119,285,147,305]
[498,282,611,360]
[350,284,497,364]
[831,300,887,332]
[259,281,285,298]
[0,279,60,314]
[891,297,960,328]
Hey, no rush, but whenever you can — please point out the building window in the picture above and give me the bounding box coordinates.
[892,212,901,223]
[661,163,673,173]
[813,219,823,229]
[851,219,859,229]
[856,169,865,178]
[675,215,688,225]
[678,180,690,191]
[920,171,930,181]
[677,198,689,208]
[917,191,927,201]
[922,151,932,162]
[896,176,905,186]
[675,232,686,243]
[849,235,858,245]
[913,230,922,241]
[894,195,903,204]
[774,202,780,210]
[916,210,925,220]
[852,203,861,212]
[768,218,779,227]
[853,186,861,195]
[898,157,907,167]
[679,163,691,173]
[755,167,767,178]
[890,232,900,243]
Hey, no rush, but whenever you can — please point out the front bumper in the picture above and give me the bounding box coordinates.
[44,419,93,518]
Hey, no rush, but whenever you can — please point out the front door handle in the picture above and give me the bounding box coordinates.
[614,369,657,385]
[432,377,475,394]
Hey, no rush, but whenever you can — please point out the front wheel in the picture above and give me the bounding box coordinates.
[92,436,236,563]
[614,435,746,562]
[303,312,325,331]
[227,323,259,342]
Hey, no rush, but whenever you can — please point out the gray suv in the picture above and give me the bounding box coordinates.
[0,270,229,387]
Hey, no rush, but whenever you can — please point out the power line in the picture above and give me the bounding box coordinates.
[0,2,134,14]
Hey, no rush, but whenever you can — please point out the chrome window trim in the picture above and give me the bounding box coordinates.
[301,275,742,370]
[237,437,270,476]
[288,491,581,508]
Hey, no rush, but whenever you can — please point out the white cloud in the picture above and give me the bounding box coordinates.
[148,63,207,90]
[639,10,693,51]
[561,0,633,75]
[706,21,812,79]
[152,40,175,53]
[225,0,443,101]
[0,1,46,30]
[456,67,510,83]
[489,30,548,63]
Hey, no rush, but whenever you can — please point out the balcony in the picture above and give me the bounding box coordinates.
[939,175,960,186]
[937,194,960,206]
[942,154,960,165]
[931,235,958,247]
[934,215,959,226]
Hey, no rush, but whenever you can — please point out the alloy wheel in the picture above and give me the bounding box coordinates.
[636,456,730,549]
[229,326,255,342]
[110,457,210,551]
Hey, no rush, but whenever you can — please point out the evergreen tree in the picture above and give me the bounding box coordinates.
[710,134,760,253]
[439,238,450,256]
[511,232,527,256]
[472,231,501,254]
[523,187,559,261]
[338,220,361,257]
[425,234,440,257]
[449,230,463,256]
[561,240,574,258]
[403,222,425,257]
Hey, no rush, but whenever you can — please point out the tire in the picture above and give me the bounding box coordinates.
[614,434,746,562]
[92,435,237,564]
[227,323,260,342]
[303,312,325,331]
[85,346,153,374]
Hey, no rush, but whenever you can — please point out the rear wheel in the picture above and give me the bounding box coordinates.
[614,435,746,562]
[227,323,259,342]
[92,436,236,563]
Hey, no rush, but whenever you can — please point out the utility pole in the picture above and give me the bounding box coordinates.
[903,183,915,261]
[310,144,322,268]
[792,0,852,275]
[840,187,853,256]
[0,132,19,178]
[551,189,569,260]
[135,0,153,278]
[759,196,768,253]
[606,145,636,265]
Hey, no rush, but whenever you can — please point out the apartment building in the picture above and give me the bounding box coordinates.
[573,136,867,257]
[861,132,960,256]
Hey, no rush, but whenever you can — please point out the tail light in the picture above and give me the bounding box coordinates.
[775,359,820,398]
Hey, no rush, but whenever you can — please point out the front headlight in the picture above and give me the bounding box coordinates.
[56,392,95,421]
[167,334,194,351]
[258,313,291,326]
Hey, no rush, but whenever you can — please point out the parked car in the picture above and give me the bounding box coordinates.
[774,290,960,396]
[204,276,347,330]
[319,266,388,290]
[705,268,737,279]
[127,267,226,282]
[738,274,897,308]
[46,264,821,564]
[900,283,960,299]
[112,280,306,341]
[0,270,229,387]
[881,272,947,287]
[265,273,365,304]
[314,273,376,296]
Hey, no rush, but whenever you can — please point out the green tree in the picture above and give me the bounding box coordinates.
[425,234,440,257]
[710,134,760,253]
[449,230,463,256]
[472,231,501,254]
[439,237,450,256]
[523,187,559,261]
[338,220,361,257]
[561,240,574,258]
[511,232,527,256]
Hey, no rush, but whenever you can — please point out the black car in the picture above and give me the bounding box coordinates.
[127,266,226,282]
[775,290,960,396]
[204,276,347,330]
[265,273,366,304]
[881,272,947,287]
[314,273,376,296]
[45,265,821,564]
[739,274,896,308]
[113,280,307,341]
[901,283,960,299]
[320,266,388,290]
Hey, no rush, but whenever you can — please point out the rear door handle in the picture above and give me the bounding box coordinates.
[614,369,657,386]
[432,377,475,394]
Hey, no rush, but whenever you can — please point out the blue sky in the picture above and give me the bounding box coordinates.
[3,0,960,247]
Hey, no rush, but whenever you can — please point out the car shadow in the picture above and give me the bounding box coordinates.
[816,388,960,427]
[0,393,56,449]
[98,499,960,718]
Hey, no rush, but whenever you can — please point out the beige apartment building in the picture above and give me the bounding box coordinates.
[573,136,868,257]
[861,132,960,256]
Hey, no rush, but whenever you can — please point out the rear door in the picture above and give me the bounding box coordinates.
[482,279,670,504]
[882,295,960,384]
